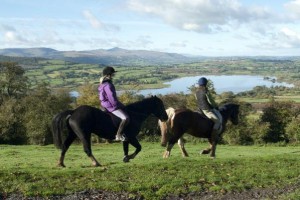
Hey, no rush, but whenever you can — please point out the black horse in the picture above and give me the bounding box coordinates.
[52,96,168,167]
[161,103,239,158]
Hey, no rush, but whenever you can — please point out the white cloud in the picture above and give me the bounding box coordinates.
[279,27,300,47]
[249,27,300,52]
[127,0,276,33]
[4,31,28,44]
[284,0,300,19]
[82,10,120,32]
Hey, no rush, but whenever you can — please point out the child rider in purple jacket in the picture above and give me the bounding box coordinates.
[98,66,129,141]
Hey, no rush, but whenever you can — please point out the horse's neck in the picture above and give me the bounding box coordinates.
[220,109,230,125]
[126,101,152,119]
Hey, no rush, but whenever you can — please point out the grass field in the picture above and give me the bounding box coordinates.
[0,142,299,199]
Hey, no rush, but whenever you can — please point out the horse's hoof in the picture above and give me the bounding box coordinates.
[163,151,170,158]
[201,150,210,154]
[57,163,66,168]
[123,156,130,163]
[210,156,216,159]
[93,163,101,167]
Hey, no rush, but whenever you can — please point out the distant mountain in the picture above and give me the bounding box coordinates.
[0,47,202,65]
[0,47,58,58]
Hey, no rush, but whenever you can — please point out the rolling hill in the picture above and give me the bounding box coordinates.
[0,47,201,65]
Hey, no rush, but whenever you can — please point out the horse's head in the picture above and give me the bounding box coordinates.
[150,96,168,122]
[219,103,239,125]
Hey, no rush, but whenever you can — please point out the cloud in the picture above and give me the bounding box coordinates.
[249,27,300,52]
[279,27,300,48]
[284,0,300,19]
[132,35,153,48]
[4,31,28,44]
[82,10,120,32]
[1,28,69,48]
[170,41,188,48]
[127,0,276,33]
[0,24,16,32]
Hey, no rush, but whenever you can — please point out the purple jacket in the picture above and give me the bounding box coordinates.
[98,80,124,112]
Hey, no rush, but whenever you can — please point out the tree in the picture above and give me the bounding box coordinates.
[260,101,295,143]
[76,83,99,107]
[0,98,27,144]
[0,62,29,103]
[23,83,72,145]
[0,62,29,144]
[159,93,189,109]
[118,91,143,105]
[285,117,300,144]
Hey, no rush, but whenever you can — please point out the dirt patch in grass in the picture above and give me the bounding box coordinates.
[166,182,300,200]
[1,182,299,200]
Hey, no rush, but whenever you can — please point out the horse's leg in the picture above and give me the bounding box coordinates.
[123,137,141,163]
[163,135,180,158]
[58,131,76,167]
[84,137,101,167]
[74,128,101,167]
[178,137,189,157]
[123,140,130,162]
[159,121,168,147]
[200,138,212,155]
[210,131,218,158]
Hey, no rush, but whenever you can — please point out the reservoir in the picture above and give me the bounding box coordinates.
[137,75,294,96]
[70,75,294,97]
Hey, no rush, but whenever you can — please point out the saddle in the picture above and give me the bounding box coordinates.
[196,108,223,133]
[101,108,122,128]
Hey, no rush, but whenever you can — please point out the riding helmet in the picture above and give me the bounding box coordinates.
[103,66,117,76]
[198,77,208,86]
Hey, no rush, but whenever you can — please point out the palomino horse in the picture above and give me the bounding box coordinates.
[160,103,239,158]
[52,96,168,167]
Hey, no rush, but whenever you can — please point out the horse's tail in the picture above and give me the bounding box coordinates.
[52,110,74,149]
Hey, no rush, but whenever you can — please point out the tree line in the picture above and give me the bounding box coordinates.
[1,62,299,145]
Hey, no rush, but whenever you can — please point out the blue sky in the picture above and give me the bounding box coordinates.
[1,0,300,56]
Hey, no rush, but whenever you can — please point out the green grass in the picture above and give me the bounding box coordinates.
[0,143,299,199]
[239,96,300,103]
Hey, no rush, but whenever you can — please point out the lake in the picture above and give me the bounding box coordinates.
[137,75,294,96]
[70,75,294,97]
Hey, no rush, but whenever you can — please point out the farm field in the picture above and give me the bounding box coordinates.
[0,142,299,199]
[22,58,300,92]
[239,95,300,103]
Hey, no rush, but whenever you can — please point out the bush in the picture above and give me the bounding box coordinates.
[23,83,72,145]
[285,117,300,144]
[0,98,27,144]
[222,123,253,145]
[260,101,296,142]
[248,120,271,145]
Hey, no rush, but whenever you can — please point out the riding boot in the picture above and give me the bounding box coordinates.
[115,119,127,141]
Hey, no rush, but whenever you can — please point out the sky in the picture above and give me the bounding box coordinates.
[1,0,300,56]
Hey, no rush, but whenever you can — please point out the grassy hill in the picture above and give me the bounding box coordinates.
[0,143,299,199]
